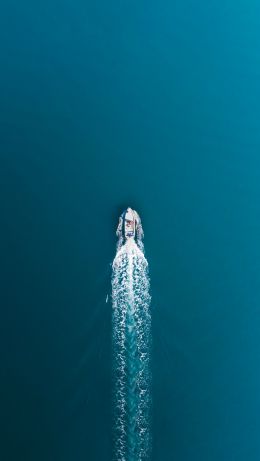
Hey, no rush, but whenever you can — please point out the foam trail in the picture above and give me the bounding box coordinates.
[112,237,151,461]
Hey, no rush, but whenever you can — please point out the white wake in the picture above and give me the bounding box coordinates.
[112,239,151,461]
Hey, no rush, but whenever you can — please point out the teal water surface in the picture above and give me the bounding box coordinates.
[1,1,260,460]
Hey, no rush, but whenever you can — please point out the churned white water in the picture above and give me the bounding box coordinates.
[112,239,151,461]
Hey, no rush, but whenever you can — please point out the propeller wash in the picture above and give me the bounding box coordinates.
[112,208,152,461]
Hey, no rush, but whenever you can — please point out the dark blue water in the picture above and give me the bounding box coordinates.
[1,1,260,460]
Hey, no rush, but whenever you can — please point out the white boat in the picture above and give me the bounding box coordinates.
[116,207,143,243]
